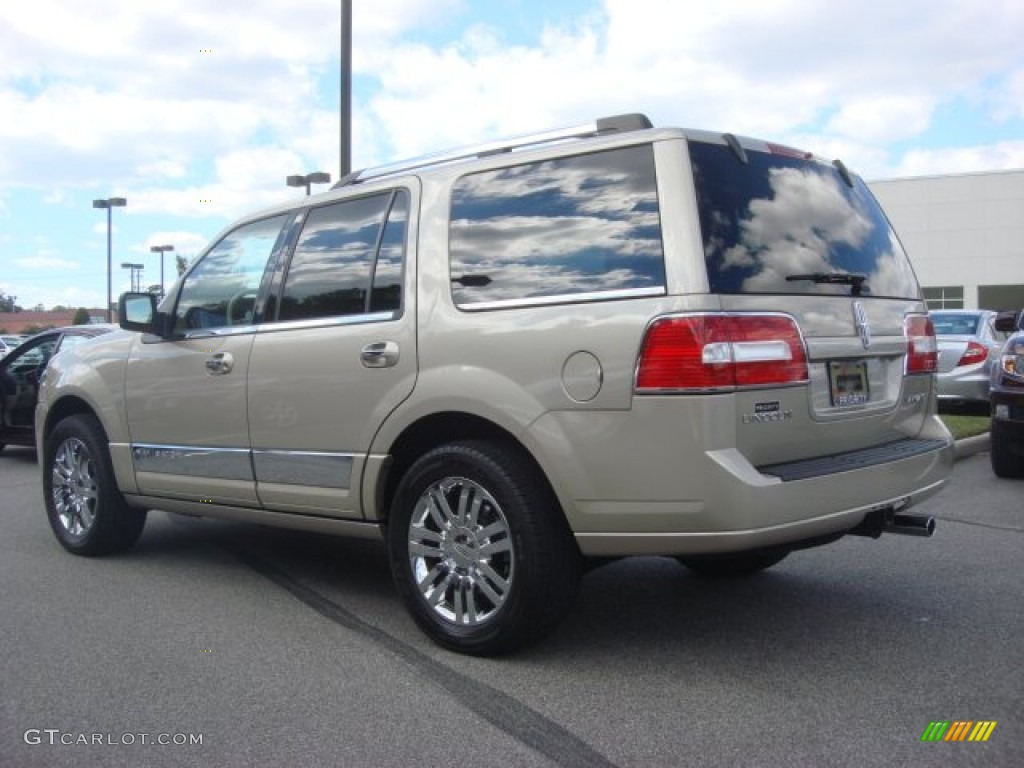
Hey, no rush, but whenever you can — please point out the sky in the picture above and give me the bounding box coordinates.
[1,0,1022,312]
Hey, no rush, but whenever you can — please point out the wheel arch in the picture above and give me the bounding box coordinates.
[41,395,137,494]
[370,411,568,530]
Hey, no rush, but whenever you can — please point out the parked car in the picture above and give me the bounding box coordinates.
[990,310,1024,477]
[929,309,1008,407]
[0,325,115,451]
[0,334,27,359]
[36,114,954,654]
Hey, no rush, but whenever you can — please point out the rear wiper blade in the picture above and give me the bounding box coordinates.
[785,272,868,295]
[785,271,866,286]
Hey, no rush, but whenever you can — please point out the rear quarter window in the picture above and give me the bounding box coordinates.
[690,141,921,299]
[449,144,666,309]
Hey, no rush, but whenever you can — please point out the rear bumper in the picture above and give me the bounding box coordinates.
[528,404,954,557]
[575,479,947,556]
[937,368,990,402]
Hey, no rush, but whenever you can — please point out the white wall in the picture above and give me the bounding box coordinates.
[869,170,1024,309]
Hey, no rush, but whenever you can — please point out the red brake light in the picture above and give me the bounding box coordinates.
[957,341,987,366]
[905,315,938,374]
[635,314,808,392]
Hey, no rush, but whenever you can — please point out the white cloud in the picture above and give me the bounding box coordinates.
[361,0,1024,176]
[893,141,1024,178]
[13,254,79,271]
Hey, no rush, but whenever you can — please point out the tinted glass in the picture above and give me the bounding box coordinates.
[175,215,289,332]
[370,191,408,313]
[450,145,665,307]
[690,142,920,298]
[279,194,393,321]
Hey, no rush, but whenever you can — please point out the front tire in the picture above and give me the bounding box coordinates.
[387,441,581,655]
[43,414,147,556]
[990,422,1024,478]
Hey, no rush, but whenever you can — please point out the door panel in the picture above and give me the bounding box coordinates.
[124,213,291,505]
[126,334,258,505]
[248,187,417,517]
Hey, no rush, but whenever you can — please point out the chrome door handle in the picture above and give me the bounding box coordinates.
[360,341,400,368]
[204,352,234,375]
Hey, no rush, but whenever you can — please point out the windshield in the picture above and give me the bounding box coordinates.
[690,141,921,299]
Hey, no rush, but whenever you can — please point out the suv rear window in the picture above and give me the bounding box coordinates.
[449,145,666,309]
[690,141,920,299]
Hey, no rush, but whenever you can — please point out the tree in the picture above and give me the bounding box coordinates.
[72,308,91,325]
[0,290,21,313]
[176,254,188,277]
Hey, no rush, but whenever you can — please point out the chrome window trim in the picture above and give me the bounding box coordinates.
[181,311,399,340]
[131,444,253,481]
[457,286,665,312]
[255,311,398,335]
[252,449,354,489]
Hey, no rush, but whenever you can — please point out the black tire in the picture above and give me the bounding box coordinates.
[990,423,1024,478]
[678,550,789,578]
[43,414,147,556]
[387,440,581,656]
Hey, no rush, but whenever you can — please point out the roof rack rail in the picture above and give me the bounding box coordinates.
[333,112,653,188]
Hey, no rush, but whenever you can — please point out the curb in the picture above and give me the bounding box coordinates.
[954,432,989,461]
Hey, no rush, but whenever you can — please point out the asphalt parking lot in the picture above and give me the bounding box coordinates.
[1,443,1020,767]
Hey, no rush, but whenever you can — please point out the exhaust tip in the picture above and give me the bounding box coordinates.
[886,514,936,537]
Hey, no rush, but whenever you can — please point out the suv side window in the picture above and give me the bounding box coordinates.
[174,214,290,332]
[278,190,408,321]
[449,145,665,308]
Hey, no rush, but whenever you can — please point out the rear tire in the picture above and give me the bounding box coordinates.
[990,423,1024,478]
[43,414,147,556]
[678,550,789,578]
[387,440,581,655]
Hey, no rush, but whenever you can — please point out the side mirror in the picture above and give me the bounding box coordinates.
[994,309,1022,334]
[119,292,172,336]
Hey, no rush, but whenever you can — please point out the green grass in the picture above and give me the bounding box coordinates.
[939,413,991,440]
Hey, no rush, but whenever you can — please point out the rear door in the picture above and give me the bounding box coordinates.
[247,186,418,518]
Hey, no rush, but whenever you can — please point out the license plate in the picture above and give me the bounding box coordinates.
[829,360,869,406]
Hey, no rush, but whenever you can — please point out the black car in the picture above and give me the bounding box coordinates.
[990,310,1024,477]
[0,325,116,452]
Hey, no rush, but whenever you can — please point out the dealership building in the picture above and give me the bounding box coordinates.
[869,169,1024,311]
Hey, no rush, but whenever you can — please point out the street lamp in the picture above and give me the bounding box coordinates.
[149,244,174,299]
[286,172,331,196]
[121,262,144,292]
[93,196,127,322]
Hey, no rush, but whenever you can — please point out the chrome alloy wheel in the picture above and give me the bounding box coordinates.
[51,437,99,539]
[408,477,515,626]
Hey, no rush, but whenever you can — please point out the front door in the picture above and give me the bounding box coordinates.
[125,213,292,506]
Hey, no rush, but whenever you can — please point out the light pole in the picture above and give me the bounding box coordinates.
[93,197,127,322]
[121,262,144,292]
[286,172,331,196]
[149,244,174,299]
[340,0,352,178]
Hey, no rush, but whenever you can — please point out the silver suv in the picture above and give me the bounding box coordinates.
[37,114,953,654]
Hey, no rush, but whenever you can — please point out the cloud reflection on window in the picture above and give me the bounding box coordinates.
[450,145,666,306]
[692,143,919,299]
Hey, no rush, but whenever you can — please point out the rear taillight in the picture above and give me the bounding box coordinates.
[635,314,808,392]
[905,315,938,374]
[957,341,988,366]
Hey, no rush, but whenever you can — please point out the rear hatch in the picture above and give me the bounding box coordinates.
[677,136,938,467]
